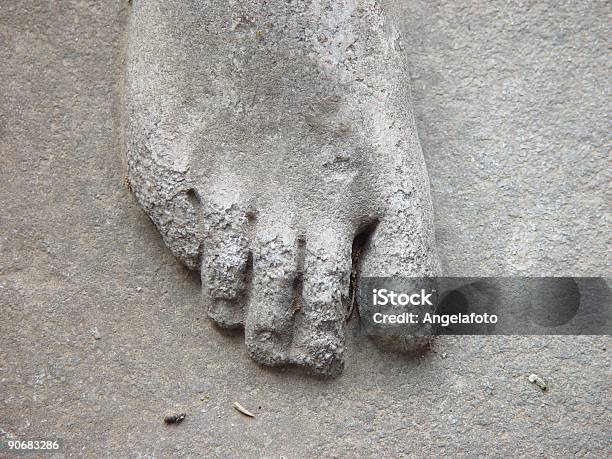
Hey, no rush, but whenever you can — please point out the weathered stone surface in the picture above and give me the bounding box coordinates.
[400,0,611,277]
[1,0,609,456]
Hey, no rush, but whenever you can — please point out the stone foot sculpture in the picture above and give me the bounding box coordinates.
[124,0,439,376]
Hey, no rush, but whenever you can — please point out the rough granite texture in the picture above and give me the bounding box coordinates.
[0,0,610,457]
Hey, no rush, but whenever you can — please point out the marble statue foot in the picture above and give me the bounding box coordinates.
[124,0,439,376]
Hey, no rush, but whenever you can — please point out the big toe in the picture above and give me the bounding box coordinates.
[357,217,439,353]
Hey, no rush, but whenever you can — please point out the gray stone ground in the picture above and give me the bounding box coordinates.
[0,1,610,457]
